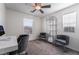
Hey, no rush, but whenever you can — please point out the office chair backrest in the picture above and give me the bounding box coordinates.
[0,25,5,36]
[17,34,29,53]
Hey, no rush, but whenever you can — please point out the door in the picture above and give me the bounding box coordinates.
[46,16,57,43]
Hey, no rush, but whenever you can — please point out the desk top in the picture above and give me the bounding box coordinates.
[0,36,18,54]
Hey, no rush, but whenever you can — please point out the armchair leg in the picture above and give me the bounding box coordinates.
[25,52,28,55]
[63,46,67,52]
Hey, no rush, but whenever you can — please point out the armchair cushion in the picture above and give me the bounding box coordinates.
[55,35,69,45]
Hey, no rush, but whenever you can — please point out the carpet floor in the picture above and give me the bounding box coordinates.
[27,40,79,55]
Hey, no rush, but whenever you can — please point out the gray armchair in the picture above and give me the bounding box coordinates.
[39,32,48,41]
[54,35,69,52]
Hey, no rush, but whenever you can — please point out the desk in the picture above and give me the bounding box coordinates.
[0,36,18,54]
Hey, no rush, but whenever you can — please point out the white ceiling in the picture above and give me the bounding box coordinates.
[5,3,75,17]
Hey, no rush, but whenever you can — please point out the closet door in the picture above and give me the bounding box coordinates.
[46,16,57,43]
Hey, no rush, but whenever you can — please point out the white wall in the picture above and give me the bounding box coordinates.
[42,4,79,51]
[5,8,42,40]
[0,3,5,29]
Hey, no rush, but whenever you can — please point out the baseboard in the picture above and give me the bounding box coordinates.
[38,39,53,44]
[66,47,79,53]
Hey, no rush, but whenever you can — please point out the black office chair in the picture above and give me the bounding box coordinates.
[0,25,5,36]
[9,34,29,55]
[54,35,69,52]
[17,34,29,54]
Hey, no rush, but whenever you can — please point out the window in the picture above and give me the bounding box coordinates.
[63,12,76,32]
[23,18,33,34]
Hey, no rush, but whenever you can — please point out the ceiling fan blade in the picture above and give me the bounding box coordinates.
[41,5,51,8]
[31,9,36,13]
[35,3,38,6]
[39,9,44,13]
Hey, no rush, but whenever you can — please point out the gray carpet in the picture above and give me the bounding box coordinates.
[27,40,79,55]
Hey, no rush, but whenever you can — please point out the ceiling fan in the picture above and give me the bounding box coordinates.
[31,3,51,13]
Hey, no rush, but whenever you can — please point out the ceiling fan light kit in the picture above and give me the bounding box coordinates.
[31,3,51,13]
